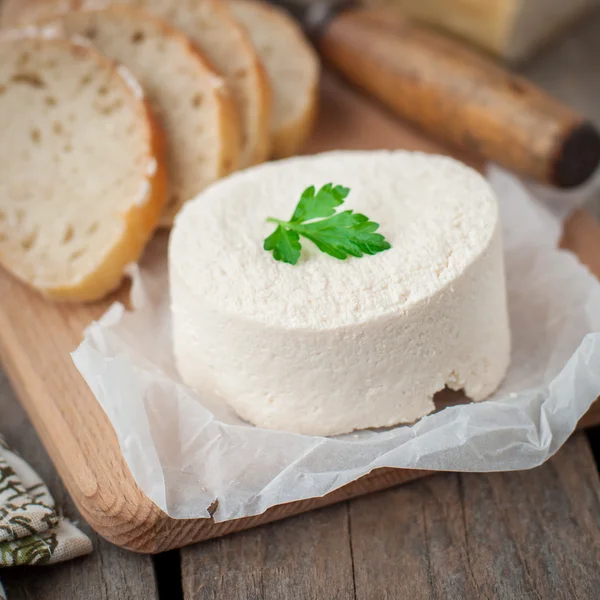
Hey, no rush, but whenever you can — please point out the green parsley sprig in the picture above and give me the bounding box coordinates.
[264,183,391,265]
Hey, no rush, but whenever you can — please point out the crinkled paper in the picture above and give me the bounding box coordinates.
[72,168,600,521]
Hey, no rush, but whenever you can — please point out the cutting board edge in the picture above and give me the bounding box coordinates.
[1,76,600,552]
[2,297,599,552]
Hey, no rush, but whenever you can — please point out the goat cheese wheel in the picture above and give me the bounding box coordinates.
[169,151,511,436]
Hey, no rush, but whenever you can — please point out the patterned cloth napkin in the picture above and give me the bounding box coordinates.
[0,437,92,599]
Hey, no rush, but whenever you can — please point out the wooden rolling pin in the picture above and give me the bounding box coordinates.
[279,2,600,188]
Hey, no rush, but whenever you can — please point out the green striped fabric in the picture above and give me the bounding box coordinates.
[0,437,92,596]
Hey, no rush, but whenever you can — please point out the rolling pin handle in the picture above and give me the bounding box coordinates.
[554,122,600,188]
[316,8,600,188]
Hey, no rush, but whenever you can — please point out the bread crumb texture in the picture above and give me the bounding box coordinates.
[54,6,242,226]
[0,37,166,301]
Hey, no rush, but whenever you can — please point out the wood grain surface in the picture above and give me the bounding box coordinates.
[182,504,356,600]
[181,433,600,600]
[0,73,599,554]
[3,352,600,599]
[348,433,600,599]
[0,370,160,600]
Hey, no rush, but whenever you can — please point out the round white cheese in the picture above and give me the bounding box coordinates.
[169,151,511,436]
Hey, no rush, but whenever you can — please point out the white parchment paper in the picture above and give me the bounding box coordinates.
[72,168,600,521]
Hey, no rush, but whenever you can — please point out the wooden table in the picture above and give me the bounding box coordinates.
[2,10,600,600]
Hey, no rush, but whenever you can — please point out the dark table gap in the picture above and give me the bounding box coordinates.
[585,426,600,469]
[153,549,184,600]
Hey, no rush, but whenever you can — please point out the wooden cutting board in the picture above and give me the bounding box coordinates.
[1,74,599,553]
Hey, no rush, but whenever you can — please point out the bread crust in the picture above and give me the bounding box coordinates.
[271,78,319,159]
[0,0,80,28]
[229,0,319,159]
[63,5,244,227]
[0,38,168,302]
[2,0,272,168]
[30,3,243,228]
[203,0,271,167]
[45,94,168,302]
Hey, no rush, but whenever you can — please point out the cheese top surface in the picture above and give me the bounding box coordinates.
[170,151,498,329]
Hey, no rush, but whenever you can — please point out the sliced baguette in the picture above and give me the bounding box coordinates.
[0,0,78,28]
[0,37,167,301]
[82,0,272,167]
[52,6,241,226]
[230,0,319,158]
[1,0,271,167]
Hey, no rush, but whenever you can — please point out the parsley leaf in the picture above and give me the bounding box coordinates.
[290,183,349,223]
[264,183,391,265]
[263,225,301,265]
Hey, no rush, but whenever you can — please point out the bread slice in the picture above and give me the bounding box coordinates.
[0,37,167,301]
[76,0,271,167]
[230,0,319,158]
[0,0,78,28]
[2,0,271,167]
[51,6,241,226]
